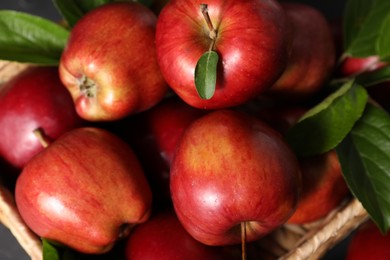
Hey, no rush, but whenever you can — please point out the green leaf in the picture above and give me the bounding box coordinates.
[42,239,61,260]
[286,81,368,157]
[194,50,219,100]
[336,104,390,233]
[343,0,390,58]
[356,66,390,86]
[0,11,69,65]
[54,0,153,27]
[377,13,390,62]
[52,0,84,28]
[75,0,111,13]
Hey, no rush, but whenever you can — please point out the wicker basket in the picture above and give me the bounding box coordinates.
[0,60,370,260]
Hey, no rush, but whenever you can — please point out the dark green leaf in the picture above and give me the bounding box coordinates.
[75,0,111,13]
[0,11,69,65]
[137,0,153,7]
[336,104,390,233]
[343,0,390,57]
[377,13,390,62]
[42,239,61,260]
[57,0,153,25]
[52,0,84,28]
[356,66,390,86]
[286,81,368,157]
[194,50,219,100]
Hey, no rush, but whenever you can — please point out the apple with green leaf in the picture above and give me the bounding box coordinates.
[155,0,288,109]
[59,2,168,121]
[15,127,152,254]
[170,109,301,246]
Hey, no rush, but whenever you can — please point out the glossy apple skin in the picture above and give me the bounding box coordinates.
[0,66,84,170]
[266,3,336,101]
[15,127,153,254]
[59,2,168,121]
[127,96,207,205]
[346,221,390,260]
[125,210,237,260]
[170,109,301,246]
[156,0,288,109]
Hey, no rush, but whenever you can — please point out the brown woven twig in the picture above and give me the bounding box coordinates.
[0,182,42,260]
[282,198,369,259]
[0,60,29,84]
[0,61,43,260]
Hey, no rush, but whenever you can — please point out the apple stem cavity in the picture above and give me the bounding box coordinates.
[200,4,217,51]
[33,128,51,148]
[79,75,97,98]
[241,222,247,260]
[118,223,133,240]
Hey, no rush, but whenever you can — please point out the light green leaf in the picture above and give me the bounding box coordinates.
[0,11,69,65]
[194,50,219,100]
[336,104,390,233]
[286,81,368,157]
[42,239,60,260]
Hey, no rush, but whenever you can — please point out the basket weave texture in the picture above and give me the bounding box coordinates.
[0,60,370,260]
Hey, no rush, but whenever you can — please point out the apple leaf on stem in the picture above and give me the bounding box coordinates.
[336,104,390,234]
[343,0,390,59]
[194,50,219,100]
[0,11,69,65]
[286,80,368,157]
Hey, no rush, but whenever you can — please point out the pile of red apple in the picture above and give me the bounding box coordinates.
[0,0,389,259]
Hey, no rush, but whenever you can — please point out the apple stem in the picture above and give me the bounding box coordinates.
[241,222,247,260]
[200,4,217,51]
[33,128,51,148]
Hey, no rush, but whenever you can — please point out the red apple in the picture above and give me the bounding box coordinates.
[265,3,336,101]
[346,221,390,260]
[15,127,152,254]
[125,210,238,260]
[170,109,301,246]
[126,96,207,206]
[0,66,84,170]
[155,0,288,109]
[59,2,168,121]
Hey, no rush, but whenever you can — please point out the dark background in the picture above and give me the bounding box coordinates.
[0,0,352,259]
